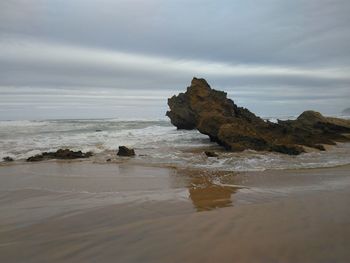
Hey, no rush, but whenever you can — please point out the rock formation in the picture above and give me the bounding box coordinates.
[204,151,218,157]
[27,149,93,162]
[167,78,350,155]
[3,156,14,162]
[117,146,135,157]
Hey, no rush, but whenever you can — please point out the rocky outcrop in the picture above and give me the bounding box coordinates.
[3,156,14,162]
[167,78,350,155]
[204,151,218,157]
[117,146,135,157]
[27,149,93,162]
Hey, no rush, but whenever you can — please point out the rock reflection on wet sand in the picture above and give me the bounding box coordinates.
[188,177,238,211]
[1,162,350,262]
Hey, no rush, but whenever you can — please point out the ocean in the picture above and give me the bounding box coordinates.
[1,118,350,263]
[1,118,350,171]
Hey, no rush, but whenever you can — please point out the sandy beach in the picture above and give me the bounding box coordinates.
[0,161,350,263]
[1,0,350,261]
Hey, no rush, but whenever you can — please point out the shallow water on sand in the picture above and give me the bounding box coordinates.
[1,162,350,262]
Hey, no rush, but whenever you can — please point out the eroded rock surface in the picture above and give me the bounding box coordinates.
[117,146,136,157]
[27,149,93,162]
[167,78,350,155]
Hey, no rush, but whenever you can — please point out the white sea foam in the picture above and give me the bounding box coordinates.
[0,120,51,127]
[1,118,350,171]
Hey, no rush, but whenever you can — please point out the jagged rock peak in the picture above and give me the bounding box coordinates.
[166,78,350,155]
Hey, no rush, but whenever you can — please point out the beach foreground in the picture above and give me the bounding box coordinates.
[0,162,350,263]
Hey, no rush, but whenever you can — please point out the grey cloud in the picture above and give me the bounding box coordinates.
[0,0,349,119]
[1,0,349,66]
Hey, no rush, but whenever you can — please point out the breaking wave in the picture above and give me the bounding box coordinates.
[1,118,349,171]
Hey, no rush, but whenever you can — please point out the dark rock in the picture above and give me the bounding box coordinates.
[27,155,45,162]
[314,144,326,151]
[95,129,102,132]
[3,156,14,162]
[166,78,350,155]
[106,158,111,162]
[85,151,94,158]
[117,146,135,157]
[204,151,218,157]
[55,149,83,159]
[166,78,263,131]
[270,145,305,155]
[27,149,93,162]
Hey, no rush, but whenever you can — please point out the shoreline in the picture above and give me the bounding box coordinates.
[2,154,350,173]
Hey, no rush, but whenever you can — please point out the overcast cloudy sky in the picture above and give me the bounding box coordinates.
[0,0,349,120]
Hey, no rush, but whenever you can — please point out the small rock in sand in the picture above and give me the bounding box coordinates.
[117,146,135,157]
[205,151,218,157]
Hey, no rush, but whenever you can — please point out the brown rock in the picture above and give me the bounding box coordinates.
[314,144,326,151]
[26,149,93,162]
[204,151,218,157]
[166,78,350,155]
[117,146,135,157]
[27,154,45,162]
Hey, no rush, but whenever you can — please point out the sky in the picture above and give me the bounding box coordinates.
[0,0,349,120]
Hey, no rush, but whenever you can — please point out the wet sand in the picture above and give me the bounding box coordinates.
[0,162,350,262]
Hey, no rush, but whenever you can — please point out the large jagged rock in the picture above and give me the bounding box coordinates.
[166,78,350,155]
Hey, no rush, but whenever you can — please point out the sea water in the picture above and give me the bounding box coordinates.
[0,118,350,171]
